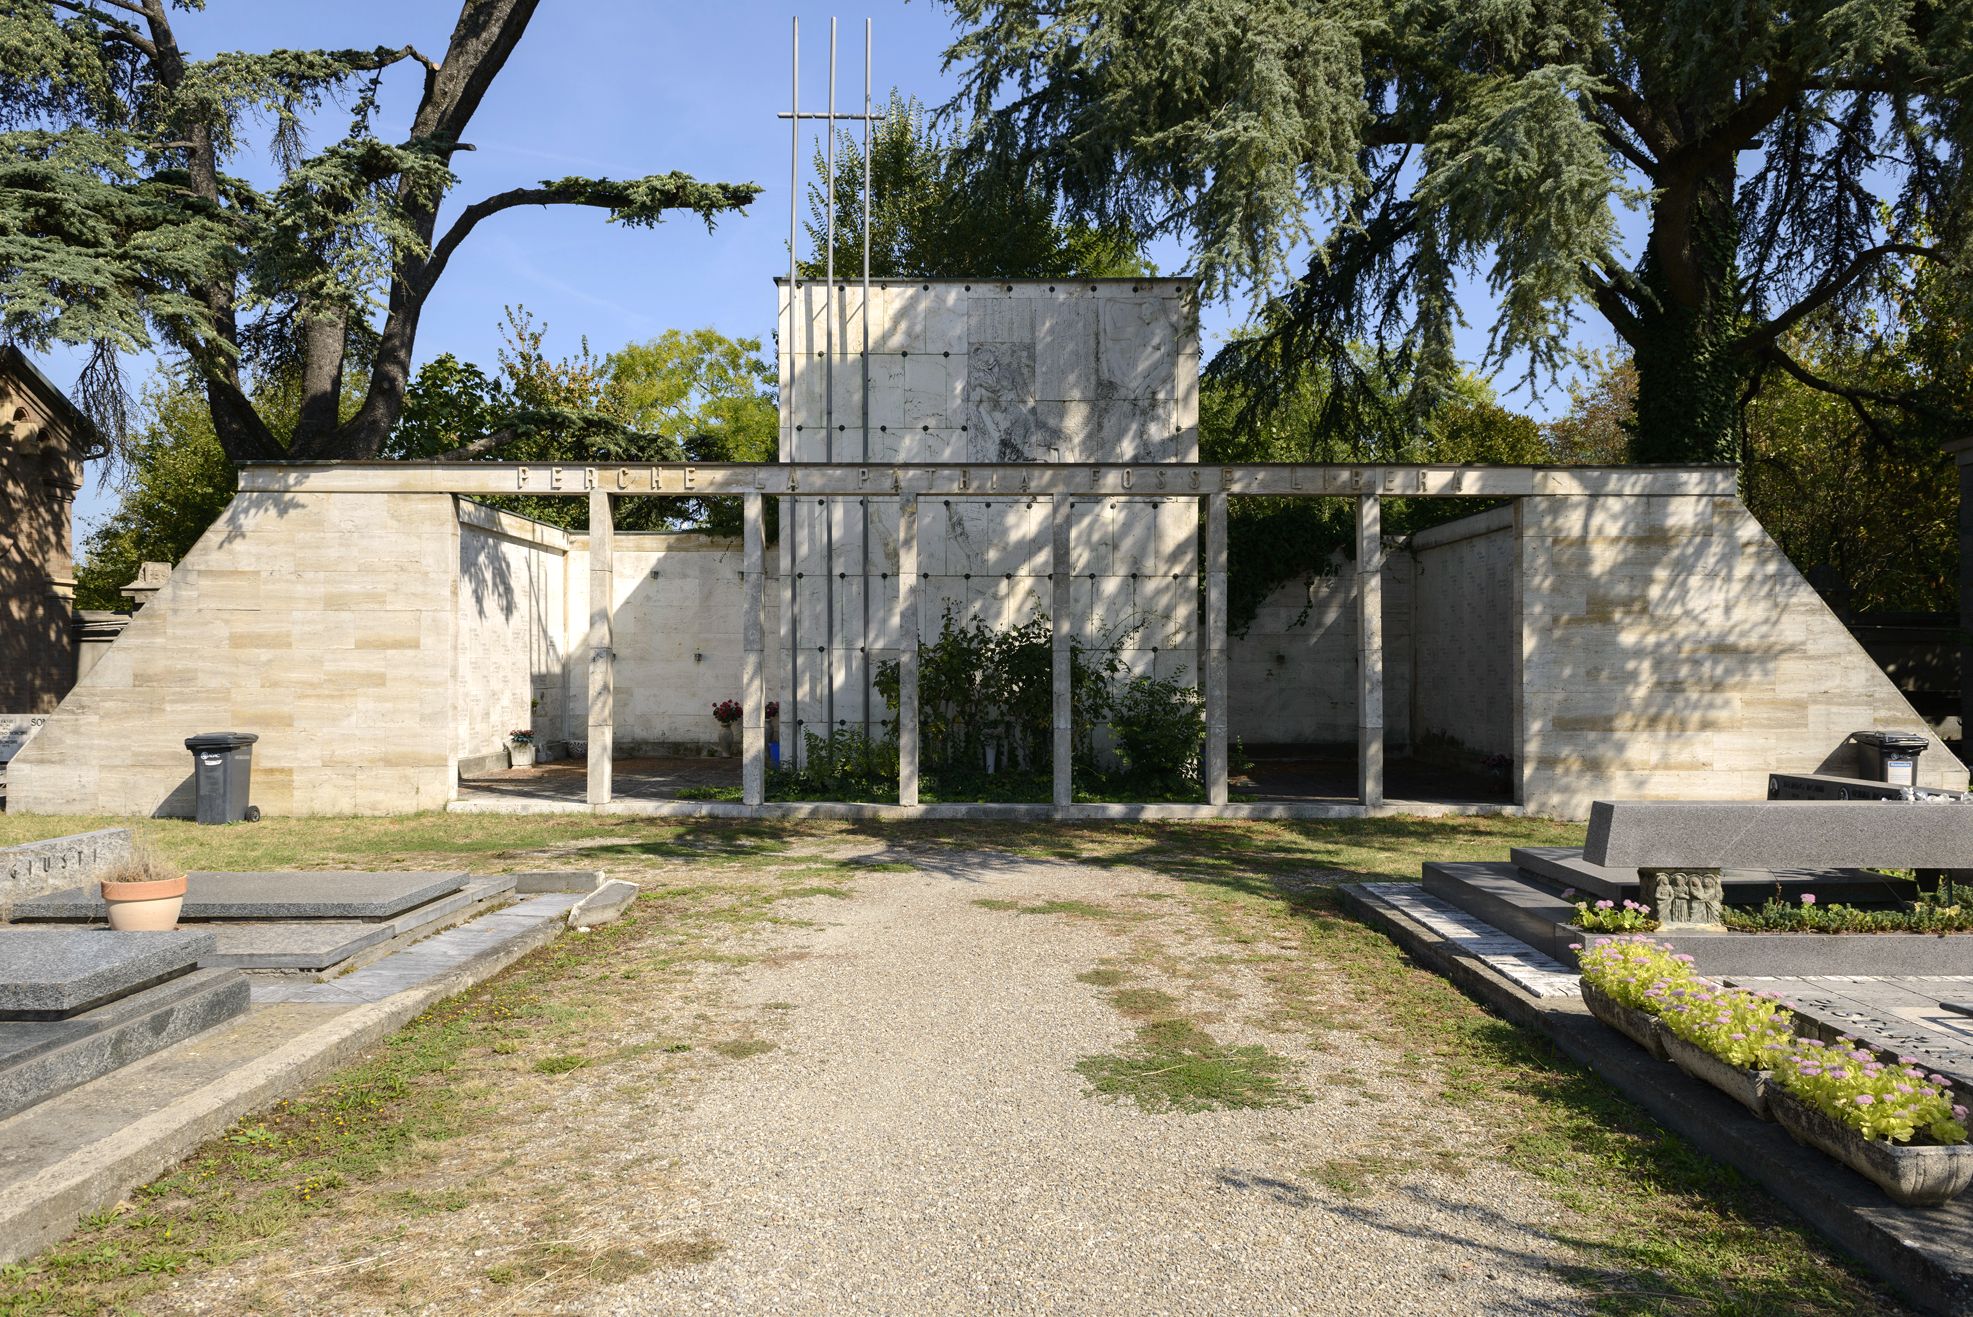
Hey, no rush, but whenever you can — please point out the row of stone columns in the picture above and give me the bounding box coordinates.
[585,490,1388,813]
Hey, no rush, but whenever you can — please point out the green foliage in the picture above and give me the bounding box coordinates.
[874,609,1125,777]
[390,310,777,534]
[1722,882,1973,935]
[1773,1039,1967,1145]
[1109,673,1204,788]
[943,0,1973,463]
[1575,935,1695,1013]
[0,4,758,460]
[799,91,1143,279]
[775,728,900,802]
[1653,981,1796,1070]
[1200,348,1550,632]
[1570,898,1659,934]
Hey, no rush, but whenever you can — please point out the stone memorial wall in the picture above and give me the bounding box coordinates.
[777,279,1201,751]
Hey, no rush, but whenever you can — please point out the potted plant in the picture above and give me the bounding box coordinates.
[99,851,188,932]
[1574,935,1696,1060]
[509,728,536,768]
[712,699,743,755]
[1653,980,1794,1119]
[1769,1037,1973,1206]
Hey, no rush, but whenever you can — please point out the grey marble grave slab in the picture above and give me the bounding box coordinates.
[1585,801,1973,870]
[1511,846,1914,905]
[0,929,212,1019]
[0,967,248,1121]
[201,876,514,970]
[11,871,470,922]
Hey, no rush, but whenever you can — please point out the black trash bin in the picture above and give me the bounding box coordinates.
[1851,730,1930,787]
[185,732,260,824]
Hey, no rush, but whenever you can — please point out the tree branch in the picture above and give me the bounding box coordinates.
[416,176,761,300]
[1762,344,1942,446]
[1734,242,1935,354]
[47,0,156,55]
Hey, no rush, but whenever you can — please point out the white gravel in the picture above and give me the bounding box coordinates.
[604,853,1590,1315]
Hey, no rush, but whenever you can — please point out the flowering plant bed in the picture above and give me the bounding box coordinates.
[1571,897,1659,933]
[1723,881,1973,934]
[1651,978,1794,1118]
[1576,936,1696,1060]
[1767,1087,1973,1208]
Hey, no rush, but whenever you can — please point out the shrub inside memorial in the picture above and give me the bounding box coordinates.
[1772,1038,1969,1145]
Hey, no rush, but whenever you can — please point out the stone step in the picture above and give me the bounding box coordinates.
[0,929,213,1020]
[11,871,470,922]
[207,877,515,973]
[0,968,248,1121]
[1509,846,1916,906]
[1422,862,1579,962]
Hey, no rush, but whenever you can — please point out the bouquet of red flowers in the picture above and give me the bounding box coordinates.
[712,700,743,726]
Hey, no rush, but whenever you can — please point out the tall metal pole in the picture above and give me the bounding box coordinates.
[822,17,838,753]
[785,16,801,772]
[860,17,873,750]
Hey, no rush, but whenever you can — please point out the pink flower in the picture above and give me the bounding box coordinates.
[1596,899,1615,910]
[1956,1105,1968,1121]
[1800,893,1816,905]
[1856,1094,1876,1106]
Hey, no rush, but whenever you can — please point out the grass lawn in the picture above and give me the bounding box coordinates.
[0,811,1899,1314]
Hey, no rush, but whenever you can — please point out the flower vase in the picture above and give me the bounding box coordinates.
[509,742,536,768]
[719,722,737,756]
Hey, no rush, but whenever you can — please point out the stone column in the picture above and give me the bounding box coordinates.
[1053,495,1074,810]
[586,488,614,808]
[897,494,920,807]
[742,492,766,807]
[1357,492,1385,808]
[1203,492,1229,806]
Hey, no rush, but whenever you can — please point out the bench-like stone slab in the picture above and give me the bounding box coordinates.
[0,968,249,1120]
[11,871,469,922]
[0,930,213,1019]
[200,876,515,970]
[1584,801,1973,871]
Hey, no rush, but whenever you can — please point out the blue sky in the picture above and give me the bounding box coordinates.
[55,0,1616,530]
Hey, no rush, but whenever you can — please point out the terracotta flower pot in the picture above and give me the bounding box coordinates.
[102,875,188,932]
[1580,979,1668,1059]
[1769,1087,1973,1208]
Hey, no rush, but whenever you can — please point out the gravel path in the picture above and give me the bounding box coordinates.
[606,852,1588,1315]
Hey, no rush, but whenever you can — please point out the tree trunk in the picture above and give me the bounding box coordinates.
[1630,166,1745,466]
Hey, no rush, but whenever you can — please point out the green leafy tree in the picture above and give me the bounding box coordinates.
[800,92,1143,279]
[391,310,777,533]
[1202,351,1549,631]
[943,0,1973,463]
[1,2,759,463]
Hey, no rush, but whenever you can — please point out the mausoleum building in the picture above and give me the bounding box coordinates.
[6,281,1959,819]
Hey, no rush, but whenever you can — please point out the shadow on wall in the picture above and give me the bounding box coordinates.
[1519,494,1959,810]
